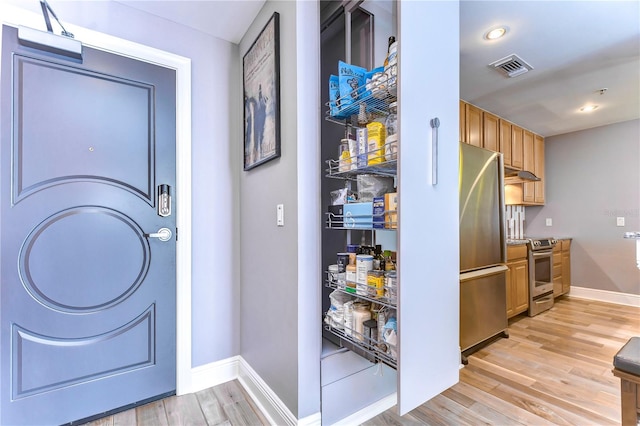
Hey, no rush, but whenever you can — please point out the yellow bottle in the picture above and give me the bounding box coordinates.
[366,122,385,165]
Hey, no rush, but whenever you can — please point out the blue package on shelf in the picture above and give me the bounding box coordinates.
[372,197,385,229]
[343,202,373,229]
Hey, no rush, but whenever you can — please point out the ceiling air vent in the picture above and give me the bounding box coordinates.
[489,54,533,78]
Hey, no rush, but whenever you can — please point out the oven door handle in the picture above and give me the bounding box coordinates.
[531,250,553,258]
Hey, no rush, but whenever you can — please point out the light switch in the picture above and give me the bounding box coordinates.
[545,218,552,227]
[277,204,284,227]
[617,217,625,227]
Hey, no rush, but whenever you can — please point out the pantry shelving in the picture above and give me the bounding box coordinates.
[319,3,460,421]
[325,71,397,127]
[323,322,397,369]
[324,273,397,309]
[324,211,396,230]
[322,67,399,369]
[325,156,397,179]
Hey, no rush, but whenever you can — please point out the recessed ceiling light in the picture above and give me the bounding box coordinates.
[580,105,599,112]
[484,27,507,40]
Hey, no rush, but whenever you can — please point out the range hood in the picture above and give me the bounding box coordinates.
[504,166,540,183]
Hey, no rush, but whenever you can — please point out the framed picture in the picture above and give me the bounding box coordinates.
[243,12,281,171]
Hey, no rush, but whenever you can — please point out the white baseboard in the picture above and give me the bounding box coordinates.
[568,286,640,307]
[188,356,240,394]
[237,357,300,426]
[331,393,397,426]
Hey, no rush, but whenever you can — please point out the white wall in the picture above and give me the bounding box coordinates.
[526,119,640,295]
[1,0,242,366]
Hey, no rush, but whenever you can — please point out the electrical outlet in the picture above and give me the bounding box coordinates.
[545,218,552,226]
[617,217,625,227]
[277,204,284,227]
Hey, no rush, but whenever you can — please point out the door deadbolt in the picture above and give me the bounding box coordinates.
[158,184,171,217]
[145,227,172,242]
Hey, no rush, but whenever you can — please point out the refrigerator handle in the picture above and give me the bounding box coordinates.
[430,117,440,186]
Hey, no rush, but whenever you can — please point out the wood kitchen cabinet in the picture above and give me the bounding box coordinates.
[553,245,563,297]
[511,124,524,170]
[553,239,572,297]
[561,239,572,294]
[465,102,483,147]
[505,129,545,206]
[506,244,529,318]
[483,111,500,152]
[534,134,545,204]
[522,129,535,203]
[458,100,545,205]
[499,119,512,167]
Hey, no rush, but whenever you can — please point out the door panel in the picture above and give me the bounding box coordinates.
[1,25,177,425]
[13,306,153,399]
[13,56,155,204]
[397,0,460,415]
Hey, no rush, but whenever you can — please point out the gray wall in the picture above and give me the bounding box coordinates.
[3,0,242,366]
[238,1,320,419]
[526,119,640,295]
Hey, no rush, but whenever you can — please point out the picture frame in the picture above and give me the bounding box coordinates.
[243,12,281,171]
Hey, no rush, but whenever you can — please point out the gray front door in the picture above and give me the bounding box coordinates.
[0,25,177,425]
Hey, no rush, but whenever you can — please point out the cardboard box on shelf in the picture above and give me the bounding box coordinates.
[373,197,385,229]
[384,192,397,229]
[344,202,373,229]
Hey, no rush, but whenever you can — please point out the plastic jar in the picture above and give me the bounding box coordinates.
[352,304,372,342]
[345,264,357,292]
[356,255,373,296]
[328,264,340,283]
[356,255,373,285]
[385,271,397,303]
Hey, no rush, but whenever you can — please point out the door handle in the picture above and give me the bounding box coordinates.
[145,227,172,242]
[430,117,440,186]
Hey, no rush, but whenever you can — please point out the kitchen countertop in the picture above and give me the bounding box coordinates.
[506,239,529,245]
[506,237,573,246]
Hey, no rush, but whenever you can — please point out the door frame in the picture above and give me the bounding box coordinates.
[0,4,194,395]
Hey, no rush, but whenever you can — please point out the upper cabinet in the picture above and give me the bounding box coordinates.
[533,134,545,204]
[464,102,483,147]
[499,119,512,167]
[511,124,524,170]
[522,129,535,203]
[483,111,499,152]
[460,101,545,205]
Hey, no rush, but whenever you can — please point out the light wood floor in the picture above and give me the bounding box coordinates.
[86,296,639,425]
[364,296,640,425]
[83,380,270,426]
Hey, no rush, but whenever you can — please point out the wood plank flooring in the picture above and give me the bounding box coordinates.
[364,296,640,425]
[83,380,269,426]
[86,296,638,425]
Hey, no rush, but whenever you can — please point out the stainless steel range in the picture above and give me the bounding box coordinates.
[526,237,557,316]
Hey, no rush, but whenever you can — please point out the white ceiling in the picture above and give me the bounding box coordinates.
[114,0,266,44]
[460,1,640,137]
[114,0,639,138]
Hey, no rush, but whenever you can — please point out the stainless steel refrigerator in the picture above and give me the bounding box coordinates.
[459,142,508,358]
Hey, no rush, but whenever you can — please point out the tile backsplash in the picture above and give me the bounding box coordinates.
[505,205,525,239]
